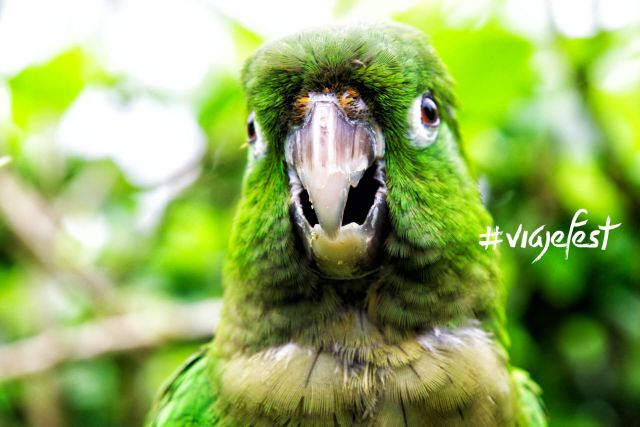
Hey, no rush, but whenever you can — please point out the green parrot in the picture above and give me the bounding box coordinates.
[146,23,546,427]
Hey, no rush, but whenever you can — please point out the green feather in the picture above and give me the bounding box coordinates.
[512,368,547,427]
[146,349,218,426]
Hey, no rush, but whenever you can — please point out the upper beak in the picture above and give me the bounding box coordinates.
[285,94,383,238]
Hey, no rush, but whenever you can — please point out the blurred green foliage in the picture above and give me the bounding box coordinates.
[0,1,638,426]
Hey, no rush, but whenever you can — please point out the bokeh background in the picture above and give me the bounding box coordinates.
[0,0,638,426]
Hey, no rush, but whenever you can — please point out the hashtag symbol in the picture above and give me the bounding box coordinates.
[479,226,503,250]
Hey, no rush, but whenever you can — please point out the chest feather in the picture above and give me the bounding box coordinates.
[217,324,515,426]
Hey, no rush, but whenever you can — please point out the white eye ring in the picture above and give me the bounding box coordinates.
[408,94,440,147]
[247,112,266,160]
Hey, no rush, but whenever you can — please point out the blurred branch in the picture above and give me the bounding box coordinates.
[0,167,115,303]
[0,299,221,382]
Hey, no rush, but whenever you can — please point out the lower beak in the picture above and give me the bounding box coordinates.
[285,94,387,278]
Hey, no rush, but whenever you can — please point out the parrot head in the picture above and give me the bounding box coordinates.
[238,23,472,280]
[223,23,498,346]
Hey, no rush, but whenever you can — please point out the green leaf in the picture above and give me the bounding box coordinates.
[8,48,94,129]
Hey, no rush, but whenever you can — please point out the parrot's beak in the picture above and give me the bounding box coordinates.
[285,93,387,279]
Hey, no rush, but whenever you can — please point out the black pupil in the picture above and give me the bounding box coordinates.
[247,119,256,142]
[421,96,439,124]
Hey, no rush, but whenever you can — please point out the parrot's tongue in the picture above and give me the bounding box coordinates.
[285,93,387,279]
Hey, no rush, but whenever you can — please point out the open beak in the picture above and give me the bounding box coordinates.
[285,93,387,279]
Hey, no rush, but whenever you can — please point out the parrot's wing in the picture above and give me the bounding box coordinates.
[146,347,217,427]
[512,368,547,427]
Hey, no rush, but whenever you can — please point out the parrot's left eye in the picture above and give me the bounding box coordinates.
[246,112,266,160]
[420,95,440,128]
[409,92,440,147]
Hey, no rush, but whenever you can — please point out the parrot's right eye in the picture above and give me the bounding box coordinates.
[247,113,257,144]
[409,92,440,147]
[246,112,266,160]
